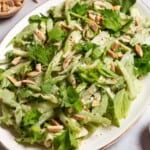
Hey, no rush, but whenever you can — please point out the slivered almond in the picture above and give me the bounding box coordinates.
[51,119,60,126]
[135,44,143,57]
[61,24,72,30]
[94,1,105,8]
[92,100,99,107]
[68,108,74,114]
[107,78,117,84]
[7,76,16,83]
[135,28,142,33]
[6,0,15,7]
[27,71,39,78]
[74,24,83,31]
[35,29,46,41]
[36,63,41,72]
[47,125,63,132]
[7,76,22,87]
[1,1,8,12]
[110,63,116,72]
[135,16,140,26]
[63,55,72,69]
[123,35,131,41]
[73,114,85,121]
[88,13,96,21]
[22,80,36,85]
[53,42,61,47]
[117,53,123,58]
[107,50,118,59]
[88,21,99,32]
[11,56,21,65]
[111,42,120,51]
[111,5,121,11]
[14,0,22,7]
[95,15,103,24]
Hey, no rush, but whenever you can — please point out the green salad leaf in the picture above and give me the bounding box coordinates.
[54,128,78,150]
[134,45,150,75]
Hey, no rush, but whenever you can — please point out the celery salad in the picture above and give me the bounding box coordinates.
[1,0,150,149]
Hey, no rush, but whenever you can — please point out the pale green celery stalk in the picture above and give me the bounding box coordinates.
[14,105,30,126]
[76,83,87,93]
[80,60,100,70]
[41,94,58,104]
[14,106,23,126]
[0,89,18,108]
[101,86,115,99]
[118,41,132,51]
[0,105,14,125]
[44,51,63,82]
[32,93,58,104]
[113,89,130,120]
[37,110,54,125]
[97,63,118,79]
[68,74,76,86]
[117,61,138,99]
[70,12,91,23]
[46,19,53,33]
[60,55,81,74]
[92,94,108,116]
[59,113,81,133]
[79,111,111,126]
[0,61,30,80]
[40,21,47,33]
[27,85,41,92]
[12,49,28,57]
[0,59,9,65]
[63,31,82,53]
[51,75,67,84]
[31,102,54,113]
[65,0,71,25]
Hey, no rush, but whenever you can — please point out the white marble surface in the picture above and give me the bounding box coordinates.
[0,1,150,150]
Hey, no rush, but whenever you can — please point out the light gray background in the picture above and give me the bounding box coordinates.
[0,0,150,150]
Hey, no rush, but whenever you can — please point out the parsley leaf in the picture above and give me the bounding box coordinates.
[29,14,48,23]
[29,45,50,65]
[60,86,83,112]
[75,42,98,52]
[29,44,57,65]
[41,81,52,94]
[101,9,122,32]
[48,27,67,42]
[101,9,133,32]
[22,109,41,127]
[134,44,150,75]
[71,3,89,16]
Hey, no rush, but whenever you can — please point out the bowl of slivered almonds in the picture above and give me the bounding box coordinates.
[0,0,24,18]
